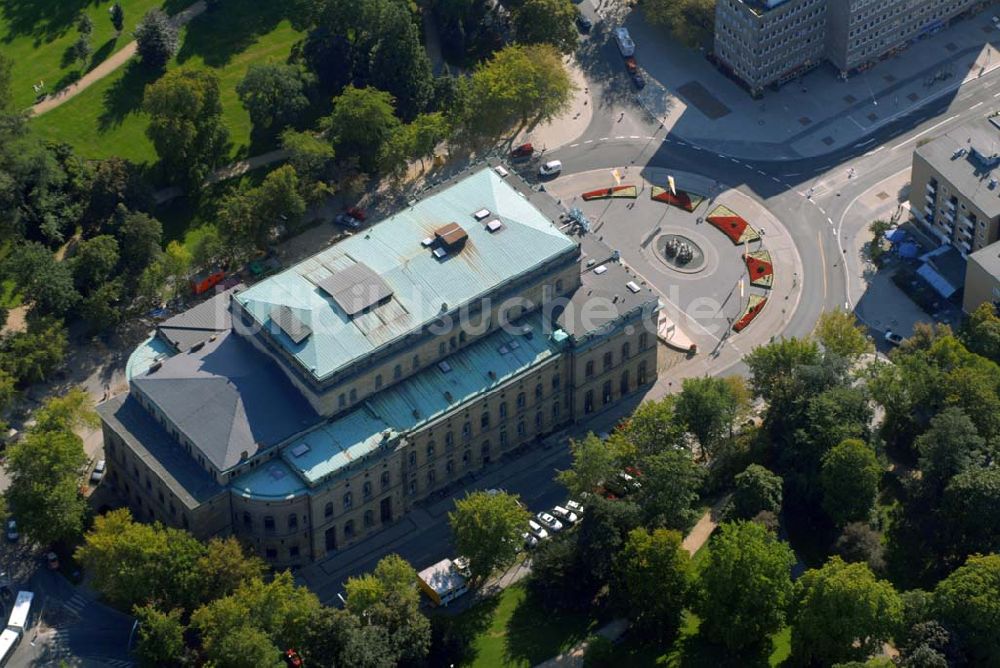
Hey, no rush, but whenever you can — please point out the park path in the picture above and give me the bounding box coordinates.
[29,0,207,117]
[532,498,727,668]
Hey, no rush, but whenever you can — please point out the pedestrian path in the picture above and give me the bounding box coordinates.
[29,1,207,117]
[62,592,90,617]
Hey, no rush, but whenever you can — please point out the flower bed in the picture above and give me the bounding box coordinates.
[744,250,774,289]
[582,185,638,200]
[706,205,760,244]
[650,186,705,212]
[733,294,767,332]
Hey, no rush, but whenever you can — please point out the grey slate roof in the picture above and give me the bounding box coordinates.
[131,330,319,472]
[98,394,224,509]
[157,286,242,352]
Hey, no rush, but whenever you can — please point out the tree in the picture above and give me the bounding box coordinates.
[110,3,125,33]
[4,241,80,317]
[511,0,577,53]
[962,303,1000,364]
[4,428,87,545]
[134,9,178,69]
[133,604,187,668]
[816,309,870,359]
[449,491,528,583]
[575,496,641,590]
[33,387,97,433]
[729,464,783,520]
[696,521,795,651]
[255,165,306,232]
[675,375,750,459]
[914,407,986,494]
[77,12,94,36]
[792,556,904,665]
[464,44,574,138]
[84,158,152,231]
[302,607,396,668]
[940,467,1000,558]
[79,279,123,333]
[643,0,714,47]
[637,448,704,531]
[745,336,823,407]
[72,234,120,292]
[281,129,335,184]
[325,85,401,174]
[237,62,314,130]
[932,554,1000,664]
[0,317,68,385]
[835,522,886,576]
[343,554,430,664]
[618,396,684,455]
[144,69,229,185]
[557,432,631,497]
[407,112,450,169]
[821,439,881,526]
[529,534,593,611]
[197,536,266,600]
[73,35,92,66]
[117,210,163,278]
[612,528,690,642]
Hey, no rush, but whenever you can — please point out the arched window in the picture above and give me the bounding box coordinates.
[288,513,298,530]
[517,421,526,436]
[481,412,490,429]
[324,502,333,518]
[381,470,391,489]
[375,374,383,389]
[585,360,594,378]
[462,422,471,440]
[516,392,526,409]
[602,380,612,405]
[343,492,353,510]
[462,449,471,466]
[639,333,649,350]
[344,520,355,538]
[428,469,437,485]
[620,369,630,396]
[446,458,455,475]
[603,351,613,371]
[459,330,467,344]
[638,360,648,385]
[535,412,543,430]
[445,432,454,448]
[552,402,561,419]
[584,390,594,414]
[408,450,417,467]
[499,402,508,418]
[364,510,374,528]
[264,516,275,533]
[412,354,420,369]
[439,342,446,357]
[362,481,372,499]
[535,383,543,400]
[481,441,491,457]
[622,342,631,360]
[556,278,564,292]
[427,442,436,460]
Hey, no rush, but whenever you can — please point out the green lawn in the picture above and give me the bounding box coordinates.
[1,0,181,110]
[440,583,602,668]
[29,2,303,165]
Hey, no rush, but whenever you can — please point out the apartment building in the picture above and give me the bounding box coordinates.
[715,0,981,95]
[98,167,661,568]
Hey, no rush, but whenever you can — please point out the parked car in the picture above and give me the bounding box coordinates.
[624,56,637,74]
[90,459,106,484]
[565,500,585,516]
[493,165,509,178]
[552,505,579,525]
[536,512,564,533]
[538,160,562,177]
[631,73,646,90]
[614,27,635,56]
[511,143,534,159]
[334,213,361,229]
[884,330,904,346]
[5,520,16,542]
[522,532,539,549]
[46,552,59,570]
[576,12,592,33]
[284,649,303,668]
[345,207,367,221]
[527,519,549,540]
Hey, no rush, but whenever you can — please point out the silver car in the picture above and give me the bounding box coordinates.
[552,505,579,525]
[527,519,549,540]
[90,459,106,483]
[538,160,562,177]
[536,512,564,533]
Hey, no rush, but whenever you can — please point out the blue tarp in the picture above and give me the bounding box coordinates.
[917,263,957,299]
[886,228,908,244]
[898,242,920,258]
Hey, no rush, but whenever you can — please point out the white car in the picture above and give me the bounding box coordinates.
[884,330,904,346]
[614,27,635,56]
[552,505,579,525]
[537,512,564,533]
[566,500,584,516]
[527,519,549,540]
[522,532,539,549]
[90,459,106,483]
[538,160,562,177]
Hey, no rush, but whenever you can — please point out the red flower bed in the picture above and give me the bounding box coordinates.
[582,185,638,200]
[733,295,767,333]
[650,186,705,212]
[744,250,774,289]
[706,205,760,245]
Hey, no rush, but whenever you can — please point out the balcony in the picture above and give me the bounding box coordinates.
[943,210,956,223]
[925,194,935,206]
[946,200,957,211]
[925,182,936,194]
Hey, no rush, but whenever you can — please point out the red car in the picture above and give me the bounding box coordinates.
[511,143,534,159]
[345,207,367,221]
[284,649,303,667]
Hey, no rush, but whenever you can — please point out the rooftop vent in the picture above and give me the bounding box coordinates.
[444,391,453,402]
[268,466,286,480]
[434,222,468,248]
[290,443,311,458]
[317,262,394,317]
[485,219,504,233]
[421,237,434,247]
[509,339,521,349]
[270,305,312,344]
[626,281,641,293]
[473,208,491,221]
[594,265,608,275]
[439,360,452,373]
[148,362,162,374]
[190,340,206,352]
[433,247,448,260]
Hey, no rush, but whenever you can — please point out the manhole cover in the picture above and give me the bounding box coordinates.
[876,191,890,201]
[843,94,857,104]
[908,92,919,102]
[884,74,896,83]
[945,42,958,51]
[799,116,812,126]
[822,136,834,146]
[867,112,878,122]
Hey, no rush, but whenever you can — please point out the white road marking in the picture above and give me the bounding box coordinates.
[994,91,1000,97]
[785,172,800,177]
[691,145,703,151]
[771,176,781,183]
[855,138,876,147]
[629,135,640,139]
[892,115,957,149]
[615,135,626,139]
[757,169,767,175]
[730,157,740,164]
[971,101,984,109]
[864,146,886,157]
[570,143,580,147]
[584,140,593,144]
[827,217,834,225]
[599,137,608,141]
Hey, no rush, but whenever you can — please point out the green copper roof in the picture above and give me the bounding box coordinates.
[234,168,576,382]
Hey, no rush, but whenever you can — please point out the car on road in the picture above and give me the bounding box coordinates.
[538,160,562,177]
[45,552,59,570]
[884,330,904,346]
[527,519,549,540]
[536,512,564,533]
[5,520,16,543]
[493,165,509,178]
[511,143,534,159]
[566,500,584,516]
[334,213,361,229]
[614,27,635,57]
[90,459,106,484]
[522,532,539,549]
[345,207,367,222]
[624,56,637,74]
[576,12,592,33]
[631,73,646,90]
[552,505,579,525]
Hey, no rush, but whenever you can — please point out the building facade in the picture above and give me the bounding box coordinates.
[98,167,661,569]
[715,0,982,95]
[963,242,1000,312]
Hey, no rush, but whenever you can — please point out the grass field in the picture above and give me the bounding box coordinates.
[0,0,185,110]
[29,2,303,165]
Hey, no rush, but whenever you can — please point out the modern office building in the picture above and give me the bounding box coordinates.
[713,0,828,96]
[909,115,1000,257]
[98,167,660,568]
[714,0,981,95]
[963,241,1000,311]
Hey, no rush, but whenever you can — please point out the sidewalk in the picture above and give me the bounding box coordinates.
[515,56,594,153]
[623,7,1000,159]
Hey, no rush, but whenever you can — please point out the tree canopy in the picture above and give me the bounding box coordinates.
[820,439,882,526]
[449,490,528,582]
[612,528,690,642]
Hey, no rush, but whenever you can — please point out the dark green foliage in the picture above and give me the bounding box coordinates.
[728,463,782,520]
[134,9,179,69]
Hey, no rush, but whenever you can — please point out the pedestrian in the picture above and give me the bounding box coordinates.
[618,112,624,122]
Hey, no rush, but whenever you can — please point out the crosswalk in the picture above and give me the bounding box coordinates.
[62,592,89,616]
[46,627,72,659]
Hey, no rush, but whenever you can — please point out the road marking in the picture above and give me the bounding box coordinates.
[845,300,850,309]
[691,145,703,151]
[584,140,593,144]
[757,169,767,175]
[855,138,876,147]
[599,137,608,141]
[771,176,781,183]
[570,143,580,148]
[892,114,957,149]
[730,157,740,164]
[615,135,626,139]
[864,146,886,157]
[827,216,834,225]
[785,172,800,177]
[645,136,654,140]
[818,229,828,301]
[629,135,640,139]
[971,101,984,109]
[994,91,1000,97]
